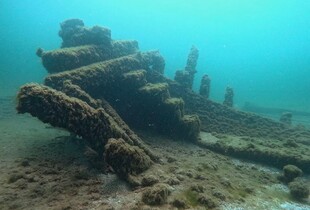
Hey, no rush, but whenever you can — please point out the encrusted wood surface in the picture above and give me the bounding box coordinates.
[16,83,158,165]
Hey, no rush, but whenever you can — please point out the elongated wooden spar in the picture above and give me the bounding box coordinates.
[44,52,165,95]
[58,80,159,161]
[61,80,101,108]
[111,40,139,58]
[16,83,157,163]
[105,138,152,178]
[167,81,310,140]
[38,40,139,73]
[44,56,142,94]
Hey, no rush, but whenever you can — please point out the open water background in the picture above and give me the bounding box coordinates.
[1,0,310,112]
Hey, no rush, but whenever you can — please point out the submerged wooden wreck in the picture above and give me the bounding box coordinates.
[17,18,310,183]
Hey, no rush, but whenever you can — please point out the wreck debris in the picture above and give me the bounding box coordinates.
[16,19,310,183]
[37,40,139,73]
[199,74,211,98]
[44,55,142,93]
[178,115,201,142]
[104,138,152,178]
[39,45,108,73]
[43,49,200,142]
[57,78,165,161]
[288,180,310,199]
[55,79,162,161]
[20,20,201,181]
[16,83,156,166]
[97,98,159,162]
[174,45,199,89]
[276,165,309,199]
[198,131,310,173]
[283,164,303,182]
[59,19,111,48]
[223,86,234,107]
[17,83,114,151]
[36,47,44,57]
[61,80,101,108]
[44,52,161,93]
[122,69,147,88]
[136,82,200,142]
[165,81,310,142]
[185,45,199,74]
[174,70,192,89]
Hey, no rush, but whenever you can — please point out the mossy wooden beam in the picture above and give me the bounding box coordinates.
[133,83,201,142]
[38,45,106,73]
[138,51,165,74]
[44,52,165,96]
[38,40,139,73]
[111,40,139,58]
[179,115,201,142]
[138,82,170,102]
[198,133,310,173]
[59,19,111,48]
[44,55,142,95]
[61,80,101,108]
[16,83,157,164]
[105,138,152,178]
[147,70,310,141]
[97,97,159,162]
[122,69,147,88]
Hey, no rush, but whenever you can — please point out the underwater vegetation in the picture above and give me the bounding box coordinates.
[14,19,310,208]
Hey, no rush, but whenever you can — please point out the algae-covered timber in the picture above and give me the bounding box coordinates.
[198,132,310,173]
[44,52,164,96]
[146,70,310,171]
[38,40,139,73]
[167,80,310,141]
[16,83,157,167]
[44,55,142,96]
[59,19,111,48]
[105,138,152,178]
[12,19,310,209]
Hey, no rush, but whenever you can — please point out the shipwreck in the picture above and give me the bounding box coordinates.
[17,18,310,183]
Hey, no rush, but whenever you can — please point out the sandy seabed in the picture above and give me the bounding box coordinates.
[0,96,309,210]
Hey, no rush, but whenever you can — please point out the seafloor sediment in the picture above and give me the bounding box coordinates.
[2,19,309,209]
[0,106,309,209]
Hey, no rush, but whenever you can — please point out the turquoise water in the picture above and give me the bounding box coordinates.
[1,0,310,111]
